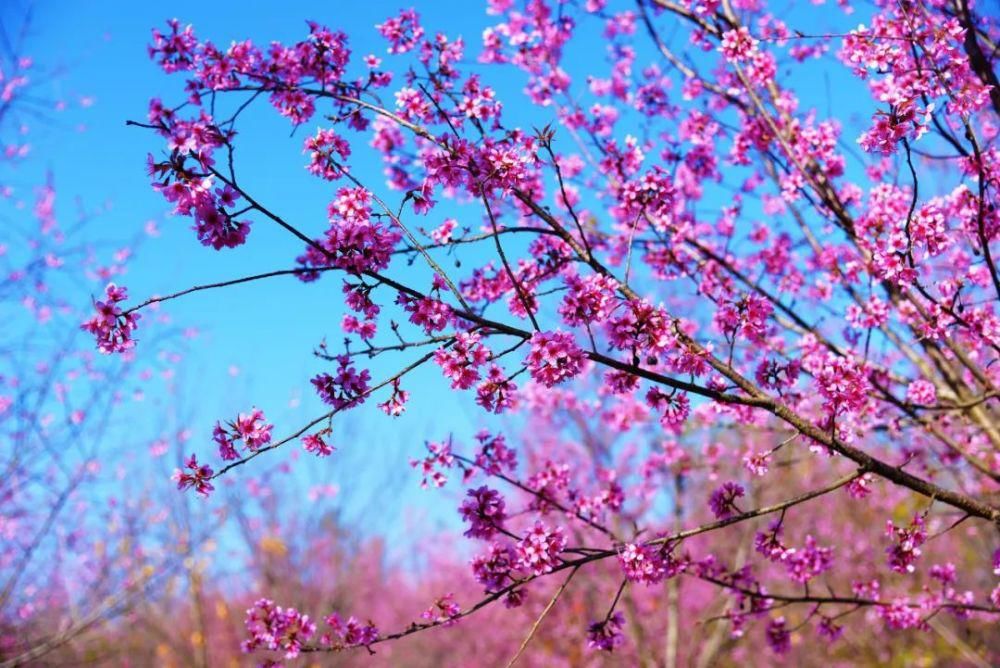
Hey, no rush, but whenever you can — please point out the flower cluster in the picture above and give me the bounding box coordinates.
[421,594,461,627]
[302,432,334,457]
[212,408,273,461]
[304,128,350,180]
[714,294,772,343]
[400,293,452,334]
[765,617,790,655]
[906,379,937,407]
[377,378,410,416]
[459,486,507,539]
[434,331,491,389]
[242,598,316,660]
[586,612,625,652]
[411,440,454,488]
[720,27,758,63]
[172,454,214,497]
[645,388,690,430]
[81,283,139,354]
[296,187,402,276]
[515,522,566,575]
[618,542,682,585]
[471,542,517,592]
[312,356,371,410]
[475,365,519,414]
[708,482,745,520]
[472,430,517,477]
[755,526,834,584]
[809,353,870,419]
[525,331,587,387]
[559,273,618,326]
[885,515,928,574]
[376,8,424,55]
[321,613,379,649]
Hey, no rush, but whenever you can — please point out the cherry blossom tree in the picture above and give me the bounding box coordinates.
[95,0,1000,663]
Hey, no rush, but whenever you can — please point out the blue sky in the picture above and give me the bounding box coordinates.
[10,0,898,565]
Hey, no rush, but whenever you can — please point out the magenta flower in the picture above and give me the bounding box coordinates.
[515,521,566,575]
[906,379,937,407]
[212,408,273,461]
[526,330,586,388]
[586,612,625,652]
[475,365,519,414]
[719,27,758,63]
[242,598,316,659]
[645,387,690,430]
[708,481,745,519]
[302,433,334,457]
[303,127,350,180]
[885,515,928,574]
[618,542,683,585]
[471,542,516,592]
[434,331,491,390]
[322,613,379,648]
[459,486,507,540]
[81,283,140,354]
[172,454,214,497]
[312,356,371,411]
[420,593,461,627]
[375,8,424,55]
[765,617,791,654]
[473,430,517,476]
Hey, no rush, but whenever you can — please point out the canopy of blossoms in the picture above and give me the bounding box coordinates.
[81,0,1000,662]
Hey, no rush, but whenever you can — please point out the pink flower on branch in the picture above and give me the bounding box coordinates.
[172,454,214,497]
[212,408,273,461]
[81,283,139,354]
[526,330,586,388]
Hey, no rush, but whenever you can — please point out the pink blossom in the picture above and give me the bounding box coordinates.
[434,331,491,389]
[376,9,424,55]
[586,612,625,652]
[81,283,140,354]
[719,27,758,62]
[515,522,566,575]
[411,440,454,488]
[765,617,790,654]
[242,598,316,659]
[212,408,273,461]
[526,330,586,388]
[472,430,517,476]
[906,379,937,407]
[459,486,507,539]
[421,593,461,626]
[645,388,690,430]
[312,356,371,410]
[304,128,350,180]
[885,515,927,574]
[471,542,517,592]
[322,613,379,648]
[303,432,334,457]
[172,454,214,496]
[708,481,745,519]
[618,543,683,585]
[475,365,519,414]
[377,379,410,416]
